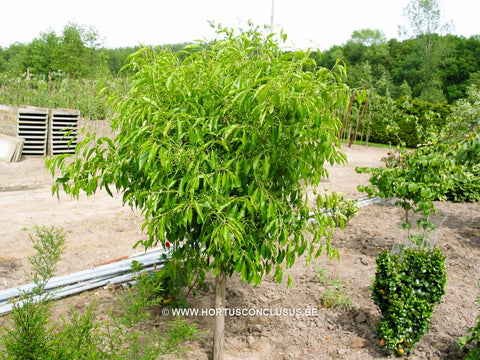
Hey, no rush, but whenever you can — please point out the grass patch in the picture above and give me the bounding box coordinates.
[341,140,394,149]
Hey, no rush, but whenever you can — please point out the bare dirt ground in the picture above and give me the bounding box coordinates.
[0,139,479,359]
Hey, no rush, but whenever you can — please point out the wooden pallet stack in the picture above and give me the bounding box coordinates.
[0,104,80,161]
[48,108,80,155]
[17,106,49,156]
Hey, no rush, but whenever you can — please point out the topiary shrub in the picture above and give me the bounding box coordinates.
[372,245,447,356]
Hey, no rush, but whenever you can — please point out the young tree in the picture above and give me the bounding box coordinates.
[47,25,350,359]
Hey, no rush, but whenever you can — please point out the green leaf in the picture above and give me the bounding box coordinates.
[138,151,149,170]
[194,202,205,224]
[287,274,293,288]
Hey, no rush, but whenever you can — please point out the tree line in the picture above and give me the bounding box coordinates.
[316,32,480,104]
[0,22,190,78]
[0,22,479,105]
[1,20,479,147]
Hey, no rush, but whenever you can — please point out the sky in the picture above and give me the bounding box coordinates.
[0,0,479,51]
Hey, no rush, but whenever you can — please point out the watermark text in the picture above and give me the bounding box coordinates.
[162,307,318,317]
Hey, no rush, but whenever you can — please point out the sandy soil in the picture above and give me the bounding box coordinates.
[0,140,479,360]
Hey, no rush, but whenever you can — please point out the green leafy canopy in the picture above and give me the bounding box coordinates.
[46,24,349,287]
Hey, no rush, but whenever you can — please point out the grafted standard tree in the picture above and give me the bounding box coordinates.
[47,25,350,359]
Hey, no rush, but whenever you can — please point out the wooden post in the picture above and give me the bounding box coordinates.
[48,72,52,97]
[347,122,353,146]
[213,268,226,360]
[26,68,30,92]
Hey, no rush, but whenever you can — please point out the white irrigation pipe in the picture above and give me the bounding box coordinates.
[0,264,165,315]
[356,196,384,208]
[0,249,168,315]
[0,249,168,303]
[307,196,384,224]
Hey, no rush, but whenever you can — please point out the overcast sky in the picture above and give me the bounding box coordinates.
[1,0,479,51]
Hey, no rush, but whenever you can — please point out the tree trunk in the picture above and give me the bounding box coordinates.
[213,268,226,360]
[347,122,353,146]
[349,98,369,147]
[339,93,356,141]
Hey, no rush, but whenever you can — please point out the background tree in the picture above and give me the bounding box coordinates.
[400,0,451,102]
[103,46,142,75]
[351,29,387,46]
[47,25,350,359]
[53,22,107,77]
[438,35,480,102]
[0,42,28,74]
[26,31,59,75]
[0,22,106,78]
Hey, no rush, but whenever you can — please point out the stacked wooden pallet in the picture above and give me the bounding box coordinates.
[0,105,80,160]
[17,106,49,156]
[48,108,80,155]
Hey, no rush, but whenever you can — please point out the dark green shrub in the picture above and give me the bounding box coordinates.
[363,95,451,148]
[400,97,451,131]
[372,246,447,356]
[394,97,420,148]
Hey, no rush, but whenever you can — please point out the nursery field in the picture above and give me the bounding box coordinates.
[0,143,479,359]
